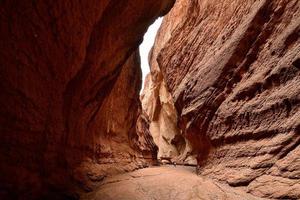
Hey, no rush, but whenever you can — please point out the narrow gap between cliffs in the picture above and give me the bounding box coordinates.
[138,17,198,168]
[139,17,163,92]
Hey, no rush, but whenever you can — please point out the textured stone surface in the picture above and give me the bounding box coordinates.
[135,110,159,163]
[141,73,196,165]
[0,0,174,198]
[153,0,300,198]
[82,166,263,200]
[140,0,196,165]
[71,52,153,193]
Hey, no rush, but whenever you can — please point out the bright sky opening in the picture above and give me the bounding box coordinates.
[139,17,163,91]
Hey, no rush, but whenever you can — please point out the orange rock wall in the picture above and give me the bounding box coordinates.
[154,0,300,198]
[0,0,174,198]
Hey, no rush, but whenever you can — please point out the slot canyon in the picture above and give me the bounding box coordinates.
[0,0,299,199]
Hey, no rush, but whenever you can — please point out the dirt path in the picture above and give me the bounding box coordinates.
[81,166,264,200]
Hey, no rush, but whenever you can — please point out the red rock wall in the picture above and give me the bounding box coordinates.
[0,0,174,199]
[141,0,196,164]
[154,0,300,198]
[72,51,150,193]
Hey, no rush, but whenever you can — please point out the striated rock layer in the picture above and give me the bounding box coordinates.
[141,73,195,165]
[0,0,175,199]
[140,0,196,165]
[154,0,300,199]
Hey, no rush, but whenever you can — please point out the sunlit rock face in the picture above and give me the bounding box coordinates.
[153,0,300,199]
[140,0,196,165]
[0,0,175,198]
[141,73,196,165]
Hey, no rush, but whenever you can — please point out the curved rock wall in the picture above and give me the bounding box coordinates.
[141,72,196,165]
[0,0,175,198]
[153,0,300,198]
[73,51,149,192]
[140,0,196,165]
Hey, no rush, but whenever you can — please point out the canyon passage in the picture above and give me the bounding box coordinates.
[0,0,299,199]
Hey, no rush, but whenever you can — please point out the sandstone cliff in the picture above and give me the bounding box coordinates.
[153,0,300,199]
[140,0,197,165]
[1,0,300,199]
[141,72,196,165]
[0,1,174,199]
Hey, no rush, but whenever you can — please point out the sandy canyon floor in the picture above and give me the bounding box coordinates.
[81,166,265,200]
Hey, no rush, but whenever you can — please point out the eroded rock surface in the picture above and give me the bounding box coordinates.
[141,73,196,165]
[0,0,174,198]
[82,166,263,200]
[72,52,153,192]
[153,0,300,198]
[140,0,196,165]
